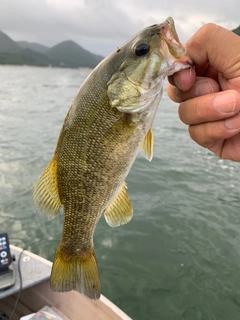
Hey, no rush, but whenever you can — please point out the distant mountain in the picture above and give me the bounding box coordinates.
[46,40,103,69]
[0,30,49,66]
[232,26,240,36]
[0,30,104,68]
[0,49,49,66]
[18,41,49,54]
[0,30,21,53]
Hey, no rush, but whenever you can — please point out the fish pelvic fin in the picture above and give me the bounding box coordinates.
[50,245,101,300]
[104,182,133,227]
[32,157,62,220]
[141,127,154,161]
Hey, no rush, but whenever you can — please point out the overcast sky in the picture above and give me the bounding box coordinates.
[0,0,239,56]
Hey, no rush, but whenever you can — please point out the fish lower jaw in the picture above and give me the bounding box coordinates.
[159,44,192,77]
[165,61,192,77]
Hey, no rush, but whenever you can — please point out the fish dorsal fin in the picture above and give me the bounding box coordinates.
[141,127,154,161]
[104,182,133,227]
[32,157,62,220]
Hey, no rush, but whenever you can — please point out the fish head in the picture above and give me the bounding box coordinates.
[107,17,193,114]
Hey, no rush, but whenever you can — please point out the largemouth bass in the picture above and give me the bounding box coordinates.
[33,17,192,300]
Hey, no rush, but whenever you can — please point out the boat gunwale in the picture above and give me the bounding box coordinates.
[4,245,132,320]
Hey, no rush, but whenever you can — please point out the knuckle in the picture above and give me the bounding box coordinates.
[200,23,217,35]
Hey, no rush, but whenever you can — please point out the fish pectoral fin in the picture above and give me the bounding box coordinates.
[141,127,154,161]
[50,245,101,300]
[104,182,133,228]
[32,157,62,220]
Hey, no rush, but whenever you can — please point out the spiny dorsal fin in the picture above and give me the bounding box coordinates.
[104,182,133,227]
[32,157,62,220]
[141,127,154,161]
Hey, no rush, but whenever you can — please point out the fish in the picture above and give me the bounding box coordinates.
[32,17,192,300]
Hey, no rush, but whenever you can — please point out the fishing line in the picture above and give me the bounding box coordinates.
[8,249,24,320]
[34,205,64,239]
[34,210,48,236]
[1,244,53,320]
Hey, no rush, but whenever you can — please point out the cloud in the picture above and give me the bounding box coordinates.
[0,0,239,56]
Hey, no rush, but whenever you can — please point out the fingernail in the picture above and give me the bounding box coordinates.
[213,92,236,114]
[195,81,214,96]
[225,113,240,129]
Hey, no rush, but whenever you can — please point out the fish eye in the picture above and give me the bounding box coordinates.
[135,43,150,57]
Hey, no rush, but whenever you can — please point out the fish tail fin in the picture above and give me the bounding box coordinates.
[50,244,101,300]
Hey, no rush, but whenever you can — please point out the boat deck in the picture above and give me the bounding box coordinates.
[0,245,52,301]
[0,245,132,320]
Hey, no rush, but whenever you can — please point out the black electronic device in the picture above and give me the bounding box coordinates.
[0,233,12,269]
[0,233,15,290]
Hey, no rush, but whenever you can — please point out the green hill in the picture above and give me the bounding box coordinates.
[232,26,240,36]
[0,30,21,53]
[0,30,49,66]
[46,40,103,68]
[0,50,49,66]
[0,30,103,68]
[18,41,49,54]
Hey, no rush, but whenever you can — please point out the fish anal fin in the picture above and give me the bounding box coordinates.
[104,182,133,227]
[50,245,101,300]
[32,157,62,220]
[141,127,154,161]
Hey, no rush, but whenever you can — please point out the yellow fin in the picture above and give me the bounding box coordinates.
[50,245,101,300]
[104,182,133,227]
[141,127,154,161]
[32,157,62,220]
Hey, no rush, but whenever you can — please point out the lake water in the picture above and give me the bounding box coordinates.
[1,65,240,320]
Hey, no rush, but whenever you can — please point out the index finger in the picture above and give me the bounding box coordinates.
[186,23,240,80]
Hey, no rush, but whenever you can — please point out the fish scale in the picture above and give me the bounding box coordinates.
[32,17,192,300]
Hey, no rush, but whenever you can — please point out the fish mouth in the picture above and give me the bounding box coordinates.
[161,17,193,66]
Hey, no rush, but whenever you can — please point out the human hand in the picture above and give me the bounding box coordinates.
[168,23,240,161]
